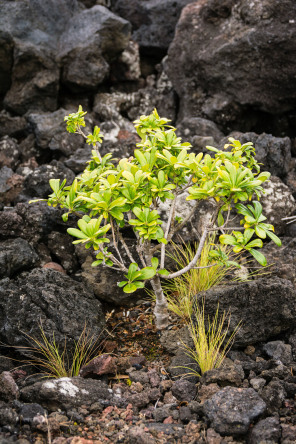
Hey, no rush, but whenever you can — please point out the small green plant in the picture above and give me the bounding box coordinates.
[20,324,103,378]
[180,302,240,377]
[161,238,238,321]
[33,107,281,329]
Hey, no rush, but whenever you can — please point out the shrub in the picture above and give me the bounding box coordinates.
[35,107,281,329]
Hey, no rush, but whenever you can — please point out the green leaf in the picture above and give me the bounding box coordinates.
[151,257,159,269]
[138,267,156,280]
[118,281,128,287]
[266,230,282,246]
[123,283,138,293]
[158,269,170,276]
[219,234,236,245]
[249,248,267,266]
[67,228,88,239]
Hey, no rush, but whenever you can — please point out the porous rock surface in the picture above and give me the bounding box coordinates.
[196,277,296,346]
[203,387,266,435]
[0,268,105,352]
[167,0,296,131]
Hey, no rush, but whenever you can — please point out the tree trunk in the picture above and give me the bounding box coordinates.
[150,274,169,330]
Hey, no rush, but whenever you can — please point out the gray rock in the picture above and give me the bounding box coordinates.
[27,109,88,155]
[261,379,286,414]
[64,146,93,173]
[0,372,19,402]
[248,416,281,444]
[153,406,172,422]
[0,238,39,279]
[23,161,75,198]
[20,377,111,411]
[259,237,296,288]
[112,0,193,54]
[171,379,197,402]
[59,6,131,91]
[167,0,296,128]
[4,41,59,115]
[47,231,78,273]
[195,277,296,347]
[0,112,27,139]
[168,352,199,384]
[250,378,266,392]
[0,406,19,427]
[203,387,266,435]
[0,137,21,169]
[200,363,245,387]
[177,117,224,154]
[260,176,295,234]
[19,403,46,425]
[222,132,292,179]
[263,341,293,366]
[281,424,296,443]
[0,31,13,96]
[0,166,24,204]
[0,201,63,245]
[0,268,105,353]
[160,326,193,355]
[179,405,192,423]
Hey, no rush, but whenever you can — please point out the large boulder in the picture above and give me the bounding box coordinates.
[1,0,131,113]
[58,6,131,91]
[20,377,111,411]
[195,277,296,347]
[112,0,194,55]
[167,0,296,129]
[0,268,105,351]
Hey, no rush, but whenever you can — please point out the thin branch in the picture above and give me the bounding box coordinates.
[162,227,209,279]
[110,218,124,265]
[161,197,177,269]
[136,238,147,268]
[118,231,137,264]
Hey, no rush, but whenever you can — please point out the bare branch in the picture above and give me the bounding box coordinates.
[160,197,177,269]
[162,227,209,279]
[117,231,137,264]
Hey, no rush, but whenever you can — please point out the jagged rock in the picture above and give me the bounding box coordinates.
[23,161,75,198]
[258,237,296,287]
[248,416,281,444]
[0,137,21,170]
[200,363,245,387]
[0,268,105,352]
[0,112,27,139]
[195,277,296,347]
[177,117,224,154]
[112,0,193,54]
[47,231,78,273]
[111,40,141,82]
[260,176,295,234]
[0,202,64,244]
[0,238,39,279]
[171,379,197,401]
[263,341,293,366]
[167,0,296,131]
[58,6,131,91]
[20,377,111,411]
[222,132,293,179]
[4,41,59,115]
[261,379,286,414]
[203,387,266,435]
[0,372,19,402]
[0,166,24,204]
[19,403,46,425]
[0,406,19,427]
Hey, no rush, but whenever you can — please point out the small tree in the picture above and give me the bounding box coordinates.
[40,107,281,329]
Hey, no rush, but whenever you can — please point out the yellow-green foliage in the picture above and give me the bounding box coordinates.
[181,303,240,377]
[21,325,103,378]
[162,239,237,321]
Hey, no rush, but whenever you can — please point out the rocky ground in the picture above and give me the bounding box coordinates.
[1,0,296,442]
